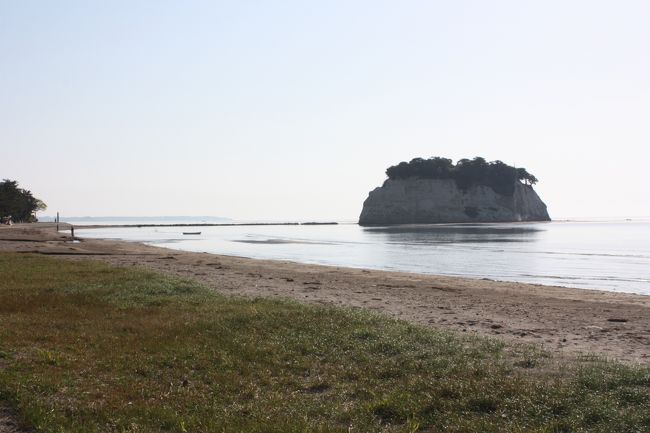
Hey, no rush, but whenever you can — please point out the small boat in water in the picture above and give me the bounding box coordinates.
[182,231,201,235]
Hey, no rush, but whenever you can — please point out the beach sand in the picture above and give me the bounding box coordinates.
[2,223,649,363]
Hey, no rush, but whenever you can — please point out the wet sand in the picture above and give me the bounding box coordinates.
[2,223,649,363]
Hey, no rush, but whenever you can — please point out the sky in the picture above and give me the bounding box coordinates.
[2,1,649,221]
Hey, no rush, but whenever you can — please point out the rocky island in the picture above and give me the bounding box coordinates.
[359,157,550,225]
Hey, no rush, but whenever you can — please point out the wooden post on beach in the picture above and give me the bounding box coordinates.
[56,212,59,232]
[71,225,74,241]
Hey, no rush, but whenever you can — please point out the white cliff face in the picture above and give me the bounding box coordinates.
[358,178,550,225]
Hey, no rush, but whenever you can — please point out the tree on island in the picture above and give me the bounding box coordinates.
[0,179,47,223]
[385,157,539,196]
[516,167,538,186]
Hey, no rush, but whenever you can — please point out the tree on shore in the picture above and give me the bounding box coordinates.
[0,179,47,223]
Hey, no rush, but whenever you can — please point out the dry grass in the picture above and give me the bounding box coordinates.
[0,253,649,432]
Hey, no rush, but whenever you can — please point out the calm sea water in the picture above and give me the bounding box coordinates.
[75,220,650,296]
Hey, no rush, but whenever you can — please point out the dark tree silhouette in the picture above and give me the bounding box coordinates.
[0,179,47,222]
[516,168,538,186]
[385,157,539,196]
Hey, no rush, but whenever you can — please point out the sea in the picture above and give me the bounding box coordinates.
[73,218,650,296]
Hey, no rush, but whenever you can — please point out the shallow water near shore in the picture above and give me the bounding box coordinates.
[76,220,650,295]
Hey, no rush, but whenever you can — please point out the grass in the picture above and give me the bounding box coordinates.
[0,253,649,433]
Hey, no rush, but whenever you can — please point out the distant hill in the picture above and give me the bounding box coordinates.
[38,216,232,224]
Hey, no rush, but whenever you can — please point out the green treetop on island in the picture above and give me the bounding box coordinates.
[385,157,539,196]
[0,179,47,223]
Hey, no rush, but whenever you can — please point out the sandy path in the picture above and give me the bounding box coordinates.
[2,223,649,364]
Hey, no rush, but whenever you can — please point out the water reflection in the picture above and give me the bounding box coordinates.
[363,223,544,244]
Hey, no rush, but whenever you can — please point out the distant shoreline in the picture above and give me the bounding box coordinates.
[71,219,650,296]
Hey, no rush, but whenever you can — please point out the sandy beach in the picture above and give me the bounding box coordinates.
[2,223,649,363]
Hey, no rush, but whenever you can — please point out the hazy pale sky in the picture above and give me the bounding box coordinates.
[2,1,649,220]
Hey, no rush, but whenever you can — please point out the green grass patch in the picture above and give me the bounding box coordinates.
[0,253,649,432]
